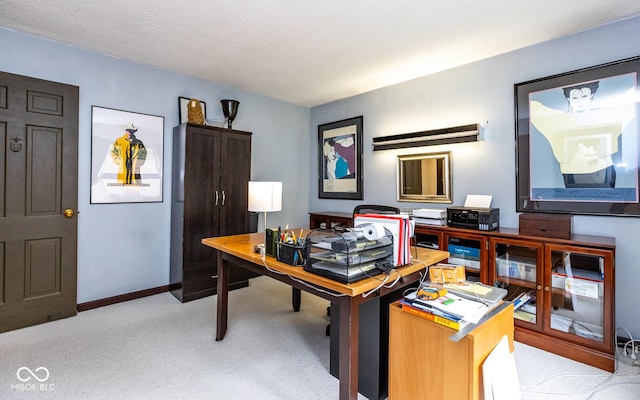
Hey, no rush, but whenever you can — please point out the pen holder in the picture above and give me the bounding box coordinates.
[277,242,306,266]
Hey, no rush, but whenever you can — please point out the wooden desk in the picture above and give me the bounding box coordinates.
[202,232,449,400]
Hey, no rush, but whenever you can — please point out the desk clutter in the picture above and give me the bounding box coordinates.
[269,213,414,283]
[275,228,306,266]
[302,227,394,283]
[399,272,508,331]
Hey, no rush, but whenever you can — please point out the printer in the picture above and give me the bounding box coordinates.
[412,208,446,226]
[447,206,499,231]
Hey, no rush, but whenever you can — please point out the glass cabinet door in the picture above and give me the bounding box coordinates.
[491,239,543,329]
[413,230,442,250]
[444,233,485,283]
[545,246,611,348]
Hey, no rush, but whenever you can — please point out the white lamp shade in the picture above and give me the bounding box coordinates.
[248,181,282,212]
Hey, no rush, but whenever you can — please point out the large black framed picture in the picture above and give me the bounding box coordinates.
[318,116,363,200]
[515,56,640,216]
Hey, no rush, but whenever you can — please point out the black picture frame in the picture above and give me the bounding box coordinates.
[515,56,640,217]
[178,96,206,124]
[318,116,364,200]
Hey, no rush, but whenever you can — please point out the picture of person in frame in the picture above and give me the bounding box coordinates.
[529,75,636,189]
[111,122,147,185]
[323,134,355,180]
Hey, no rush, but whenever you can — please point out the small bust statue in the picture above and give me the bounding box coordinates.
[187,99,205,125]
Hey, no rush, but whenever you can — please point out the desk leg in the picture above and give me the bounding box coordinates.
[292,288,301,312]
[215,250,229,341]
[338,295,359,400]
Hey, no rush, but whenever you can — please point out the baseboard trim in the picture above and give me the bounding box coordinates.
[77,285,170,312]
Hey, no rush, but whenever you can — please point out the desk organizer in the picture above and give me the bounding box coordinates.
[303,228,393,283]
[277,242,306,266]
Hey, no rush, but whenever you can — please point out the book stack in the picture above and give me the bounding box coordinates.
[400,288,491,330]
[399,298,468,330]
[512,291,532,311]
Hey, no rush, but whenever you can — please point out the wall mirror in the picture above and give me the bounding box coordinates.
[397,152,452,203]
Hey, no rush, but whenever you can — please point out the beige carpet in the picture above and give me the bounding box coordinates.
[1,276,638,399]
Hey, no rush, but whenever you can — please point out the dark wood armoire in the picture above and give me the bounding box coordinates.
[170,123,254,302]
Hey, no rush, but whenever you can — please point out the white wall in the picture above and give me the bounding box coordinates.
[0,27,311,303]
[310,16,640,338]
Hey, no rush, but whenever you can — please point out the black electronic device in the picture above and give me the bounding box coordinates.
[265,228,278,257]
[447,206,499,231]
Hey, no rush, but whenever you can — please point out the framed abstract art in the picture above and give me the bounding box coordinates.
[318,116,363,200]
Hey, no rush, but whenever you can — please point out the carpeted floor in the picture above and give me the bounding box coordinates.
[1,276,638,399]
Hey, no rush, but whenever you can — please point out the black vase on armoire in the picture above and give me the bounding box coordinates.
[170,123,255,302]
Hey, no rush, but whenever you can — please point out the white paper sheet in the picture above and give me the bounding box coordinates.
[464,194,493,208]
[482,335,521,400]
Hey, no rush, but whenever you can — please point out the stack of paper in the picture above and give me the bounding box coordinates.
[443,281,508,306]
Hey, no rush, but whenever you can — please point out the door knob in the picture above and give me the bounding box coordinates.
[64,209,74,218]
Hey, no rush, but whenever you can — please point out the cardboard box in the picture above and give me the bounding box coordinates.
[429,263,466,283]
[519,213,572,239]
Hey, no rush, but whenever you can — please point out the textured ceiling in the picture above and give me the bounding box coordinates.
[2,1,640,107]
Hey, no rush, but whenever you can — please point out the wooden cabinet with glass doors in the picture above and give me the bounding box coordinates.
[414,224,615,371]
[414,225,488,283]
[444,231,487,283]
[488,237,543,329]
[489,235,615,371]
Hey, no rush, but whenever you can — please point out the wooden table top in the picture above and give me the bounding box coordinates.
[202,232,450,297]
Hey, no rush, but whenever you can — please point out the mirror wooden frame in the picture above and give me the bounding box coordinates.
[397,151,452,203]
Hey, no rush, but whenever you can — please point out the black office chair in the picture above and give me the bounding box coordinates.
[352,204,401,220]
[324,204,401,336]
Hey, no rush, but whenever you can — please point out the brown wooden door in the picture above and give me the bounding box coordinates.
[218,129,254,283]
[183,125,220,273]
[0,71,79,333]
[219,131,251,236]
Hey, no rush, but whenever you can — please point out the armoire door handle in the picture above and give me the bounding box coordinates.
[221,191,226,205]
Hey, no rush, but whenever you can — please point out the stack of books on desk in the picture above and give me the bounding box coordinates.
[399,297,469,330]
[400,288,491,330]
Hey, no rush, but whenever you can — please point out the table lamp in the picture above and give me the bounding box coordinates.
[248,181,282,246]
